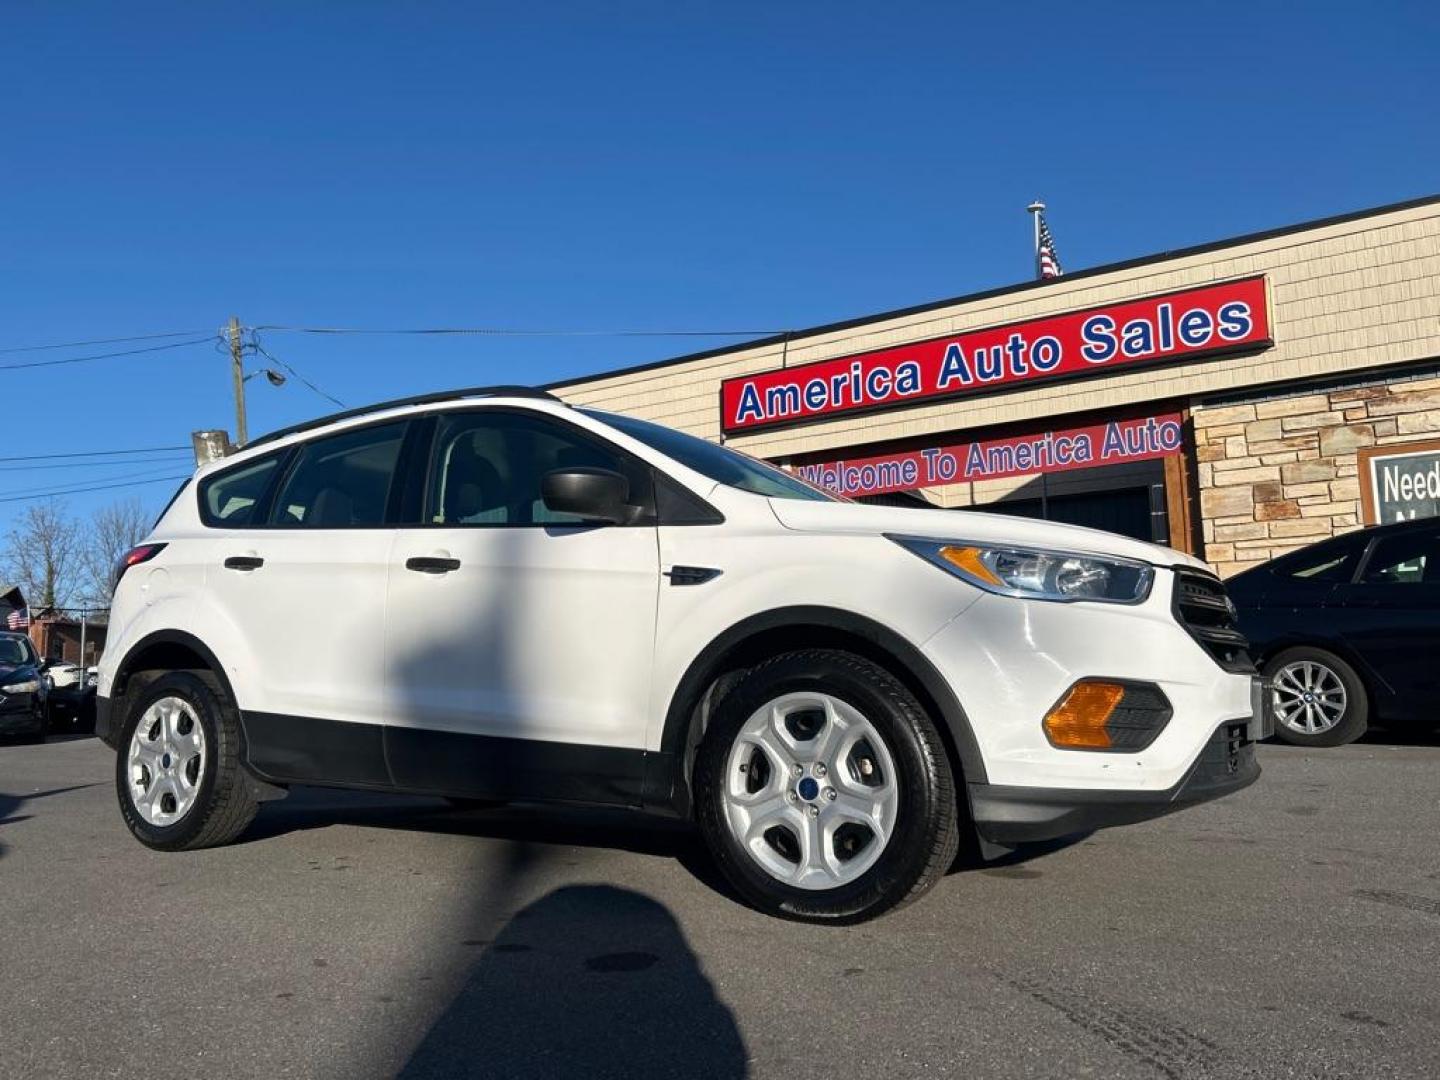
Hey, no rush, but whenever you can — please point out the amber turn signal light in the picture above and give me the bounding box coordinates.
[1043,680,1127,749]
[937,545,1004,586]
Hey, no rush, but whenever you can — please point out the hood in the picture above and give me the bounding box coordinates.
[767,499,1212,571]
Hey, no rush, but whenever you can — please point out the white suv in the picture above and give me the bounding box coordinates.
[97,387,1269,922]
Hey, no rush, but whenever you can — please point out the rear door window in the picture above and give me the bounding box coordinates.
[269,422,408,528]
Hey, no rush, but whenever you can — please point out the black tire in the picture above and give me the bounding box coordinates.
[115,671,259,850]
[694,649,959,923]
[1263,646,1368,748]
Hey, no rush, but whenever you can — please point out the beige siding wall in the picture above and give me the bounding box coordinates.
[556,202,1440,464]
[1194,371,1440,577]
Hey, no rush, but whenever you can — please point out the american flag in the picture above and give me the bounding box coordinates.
[1037,210,1063,280]
[6,608,29,630]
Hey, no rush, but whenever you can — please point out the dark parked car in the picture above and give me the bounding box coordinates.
[1227,518,1440,746]
[45,665,98,734]
[0,631,47,742]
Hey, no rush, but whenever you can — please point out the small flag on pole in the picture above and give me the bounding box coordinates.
[6,608,29,630]
[1036,210,1063,280]
[1027,200,1064,280]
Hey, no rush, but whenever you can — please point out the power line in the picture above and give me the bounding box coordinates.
[251,324,783,338]
[0,474,190,505]
[0,445,190,463]
[0,455,192,473]
[248,333,346,409]
[0,330,215,355]
[0,336,220,372]
[1,464,192,501]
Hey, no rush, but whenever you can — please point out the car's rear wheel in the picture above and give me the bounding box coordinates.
[115,671,259,850]
[1264,647,1368,748]
[694,649,958,923]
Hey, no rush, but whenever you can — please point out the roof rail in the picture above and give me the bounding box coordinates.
[245,385,564,449]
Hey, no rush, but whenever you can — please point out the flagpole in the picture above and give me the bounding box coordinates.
[1027,200,1045,280]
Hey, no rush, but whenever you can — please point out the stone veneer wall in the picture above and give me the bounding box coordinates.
[1194,369,1440,576]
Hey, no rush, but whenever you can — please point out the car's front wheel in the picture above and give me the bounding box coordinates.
[694,649,959,923]
[115,671,259,850]
[1264,647,1368,747]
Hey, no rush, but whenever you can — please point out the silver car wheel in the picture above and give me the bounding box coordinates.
[721,691,900,891]
[126,695,207,827]
[1272,660,1348,736]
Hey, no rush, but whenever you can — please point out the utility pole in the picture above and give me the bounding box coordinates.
[228,316,248,446]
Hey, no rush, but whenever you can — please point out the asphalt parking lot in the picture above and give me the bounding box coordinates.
[2,735,1437,1080]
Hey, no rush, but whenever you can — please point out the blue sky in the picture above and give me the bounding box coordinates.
[2,1,1437,523]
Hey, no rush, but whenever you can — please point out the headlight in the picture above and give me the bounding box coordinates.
[890,535,1153,604]
[1,678,42,694]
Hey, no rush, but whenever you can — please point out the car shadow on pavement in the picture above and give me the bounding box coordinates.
[245,785,1085,903]
[242,785,746,902]
[397,884,747,1080]
[0,783,101,859]
[1258,726,1440,750]
[1357,726,1440,747]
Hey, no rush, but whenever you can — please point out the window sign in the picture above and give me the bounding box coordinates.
[1359,439,1440,524]
[795,413,1184,498]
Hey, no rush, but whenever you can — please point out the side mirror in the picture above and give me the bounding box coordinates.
[541,468,632,525]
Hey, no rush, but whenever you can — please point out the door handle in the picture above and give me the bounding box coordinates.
[405,556,462,574]
[223,556,264,571]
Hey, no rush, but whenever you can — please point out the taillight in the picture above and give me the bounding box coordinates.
[112,543,167,592]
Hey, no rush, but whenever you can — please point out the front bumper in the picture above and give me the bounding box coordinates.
[970,718,1260,844]
[921,571,1259,791]
[0,694,46,736]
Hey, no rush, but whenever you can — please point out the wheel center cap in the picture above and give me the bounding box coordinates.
[162,752,172,770]
[1303,693,1314,703]
[796,777,820,801]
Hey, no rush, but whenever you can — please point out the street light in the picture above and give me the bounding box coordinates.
[244,368,287,388]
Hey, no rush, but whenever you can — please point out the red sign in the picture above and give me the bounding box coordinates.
[722,276,1270,433]
[795,414,1185,498]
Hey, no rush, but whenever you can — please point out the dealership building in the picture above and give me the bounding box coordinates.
[552,195,1440,577]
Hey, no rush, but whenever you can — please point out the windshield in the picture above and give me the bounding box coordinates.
[0,637,34,666]
[588,410,838,502]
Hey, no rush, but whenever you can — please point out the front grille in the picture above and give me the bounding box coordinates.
[1172,569,1254,673]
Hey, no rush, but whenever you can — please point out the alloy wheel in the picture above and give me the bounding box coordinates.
[126,695,207,826]
[721,692,899,890]
[1272,660,1348,736]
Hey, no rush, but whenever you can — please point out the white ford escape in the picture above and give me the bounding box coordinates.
[98,386,1270,922]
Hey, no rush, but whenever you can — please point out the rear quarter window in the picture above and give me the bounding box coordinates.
[1271,538,1365,583]
[198,453,284,527]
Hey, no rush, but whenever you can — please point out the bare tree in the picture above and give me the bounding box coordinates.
[1,499,80,609]
[81,498,155,605]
